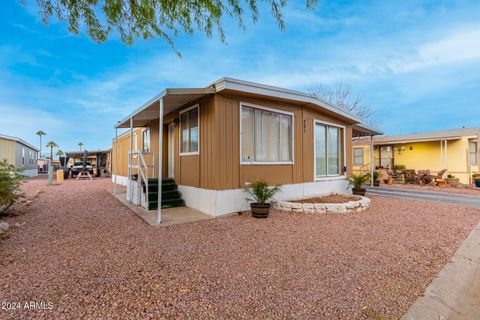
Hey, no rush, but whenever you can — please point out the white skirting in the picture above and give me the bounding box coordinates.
[180,178,350,217]
[21,169,38,177]
[112,174,128,186]
[112,175,350,217]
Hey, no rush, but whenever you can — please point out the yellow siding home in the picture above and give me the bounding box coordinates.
[353,128,480,184]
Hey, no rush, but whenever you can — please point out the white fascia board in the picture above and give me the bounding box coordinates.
[115,90,167,129]
[212,77,362,123]
[114,88,216,129]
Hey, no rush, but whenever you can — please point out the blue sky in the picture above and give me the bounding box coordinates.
[1,0,480,156]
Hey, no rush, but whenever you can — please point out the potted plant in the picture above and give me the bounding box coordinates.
[244,180,281,218]
[348,174,368,196]
[372,171,381,187]
[446,174,460,188]
[473,172,480,188]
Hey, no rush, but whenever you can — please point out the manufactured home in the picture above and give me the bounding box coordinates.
[112,78,378,222]
[353,128,480,184]
[0,133,39,177]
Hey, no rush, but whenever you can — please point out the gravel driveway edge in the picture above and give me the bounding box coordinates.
[402,222,480,320]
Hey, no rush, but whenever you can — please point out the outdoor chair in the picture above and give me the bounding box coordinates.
[403,169,417,184]
[416,170,433,185]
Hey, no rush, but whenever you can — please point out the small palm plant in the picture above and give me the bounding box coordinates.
[348,174,368,196]
[244,180,281,218]
[0,160,25,215]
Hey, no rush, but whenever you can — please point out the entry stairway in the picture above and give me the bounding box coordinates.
[142,178,185,210]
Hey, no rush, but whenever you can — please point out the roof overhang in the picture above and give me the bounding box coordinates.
[211,77,362,123]
[65,150,110,158]
[115,88,215,128]
[0,133,39,151]
[352,123,383,137]
[115,77,366,130]
[374,136,462,145]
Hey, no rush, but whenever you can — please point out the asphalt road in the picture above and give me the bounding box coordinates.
[366,187,480,208]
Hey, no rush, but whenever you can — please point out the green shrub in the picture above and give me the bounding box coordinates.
[393,164,406,171]
[244,180,281,204]
[447,174,455,179]
[348,174,368,189]
[0,160,25,215]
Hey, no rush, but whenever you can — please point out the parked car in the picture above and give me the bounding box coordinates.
[70,161,93,177]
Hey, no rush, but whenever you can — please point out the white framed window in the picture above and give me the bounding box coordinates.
[240,102,294,164]
[314,120,345,178]
[22,148,25,165]
[180,104,200,155]
[29,150,32,164]
[142,128,151,153]
[354,147,364,166]
[469,140,478,165]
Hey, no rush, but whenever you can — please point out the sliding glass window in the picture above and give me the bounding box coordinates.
[314,122,344,177]
[241,105,293,163]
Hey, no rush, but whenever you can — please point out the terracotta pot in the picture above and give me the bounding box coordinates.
[436,179,446,187]
[250,203,271,218]
[446,178,460,188]
[352,188,366,196]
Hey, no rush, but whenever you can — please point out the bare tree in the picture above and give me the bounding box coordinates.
[308,82,375,125]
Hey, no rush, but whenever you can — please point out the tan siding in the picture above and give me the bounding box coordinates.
[113,92,354,190]
[0,138,16,165]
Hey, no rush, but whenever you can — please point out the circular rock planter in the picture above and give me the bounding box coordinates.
[274,193,370,214]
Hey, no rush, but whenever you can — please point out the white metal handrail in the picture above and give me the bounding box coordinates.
[128,151,155,207]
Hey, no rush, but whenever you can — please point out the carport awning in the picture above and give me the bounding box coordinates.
[352,123,383,137]
[115,88,215,128]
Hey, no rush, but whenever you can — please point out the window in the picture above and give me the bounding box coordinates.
[241,104,293,163]
[180,105,199,155]
[22,148,25,165]
[29,150,32,165]
[314,121,344,177]
[354,148,364,166]
[142,129,151,152]
[469,140,478,165]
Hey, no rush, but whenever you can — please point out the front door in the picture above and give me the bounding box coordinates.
[168,123,175,178]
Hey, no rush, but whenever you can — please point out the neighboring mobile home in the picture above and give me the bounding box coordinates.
[0,133,39,177]
[112,78,379,220]
[353,128,480,184]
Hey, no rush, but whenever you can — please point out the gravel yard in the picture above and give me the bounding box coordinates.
[1,178,479,319]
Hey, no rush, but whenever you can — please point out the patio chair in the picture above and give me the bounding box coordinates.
[416,170,433,185]
[434,169,447,180]
[403,169,417,184]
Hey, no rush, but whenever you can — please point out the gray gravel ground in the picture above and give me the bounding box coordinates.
[1,177,479,319]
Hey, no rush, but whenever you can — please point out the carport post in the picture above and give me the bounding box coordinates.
[370,135,374,187]
[156,98,164,225]
[114,127,118,195]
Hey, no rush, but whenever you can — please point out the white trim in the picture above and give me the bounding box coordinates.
[239,101,295,165]
[313,119,347,180]
[179,103,200,156]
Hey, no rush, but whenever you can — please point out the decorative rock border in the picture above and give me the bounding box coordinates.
[273,193,370,214]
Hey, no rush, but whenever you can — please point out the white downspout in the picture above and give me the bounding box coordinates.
[114,127,118,195]
[129,117,133,203]
[156,98,164,225]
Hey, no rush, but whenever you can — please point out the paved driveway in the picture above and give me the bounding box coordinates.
[366,187,480,208]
